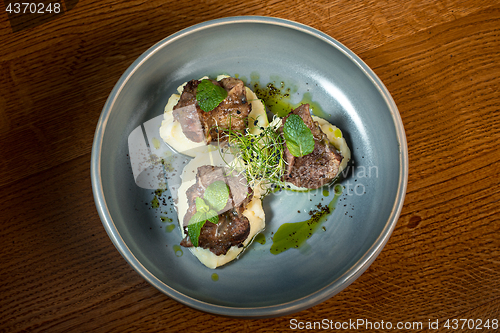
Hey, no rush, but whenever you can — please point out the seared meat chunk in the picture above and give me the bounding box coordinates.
[172,77,251,144]
[180,165,252,256]
[282,104,342,189]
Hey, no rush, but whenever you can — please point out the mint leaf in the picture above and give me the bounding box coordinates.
[187,220,205,247]
[189,211,207,225]
[283,114,315,157]
[186,180,229,247]
[204,180,230,212]
[206,209,219,224]
[196,79,228,112]
[195,197,209,213]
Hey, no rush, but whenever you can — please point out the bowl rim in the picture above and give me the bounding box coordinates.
[91,15,409,318]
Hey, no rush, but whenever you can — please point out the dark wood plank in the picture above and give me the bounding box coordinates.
[1,0,499,332]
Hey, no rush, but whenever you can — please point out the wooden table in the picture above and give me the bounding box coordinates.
[1,0,499,331]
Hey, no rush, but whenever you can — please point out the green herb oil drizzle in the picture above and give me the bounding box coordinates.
[161,216,173,223]
[254,233,266,245]
[270,185,343,255]
[248,76,328,118]
[151,189,164,209]
[151,196,160,209]
[173,245,183,257]
[252,81,293,117]
[300,92,330,119]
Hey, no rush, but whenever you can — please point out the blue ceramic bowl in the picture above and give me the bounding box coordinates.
[91,16,408,318]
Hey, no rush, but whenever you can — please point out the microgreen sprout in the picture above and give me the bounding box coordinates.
[219,116,286,195]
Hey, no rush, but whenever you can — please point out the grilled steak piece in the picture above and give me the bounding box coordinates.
[282,104,342,189]
[180,165,252,256]
[172,77,251,144]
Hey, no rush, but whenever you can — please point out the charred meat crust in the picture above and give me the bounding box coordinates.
[282,104,342,189]
[172,77,251,144]
[180,165,253,256]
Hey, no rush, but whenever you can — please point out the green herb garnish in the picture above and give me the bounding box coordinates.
[203,180,230,212]
[186,220,205,248]
[283,114,315,157]
[221,116,286,193]
[196,79,228,112]
[186,180,230,247]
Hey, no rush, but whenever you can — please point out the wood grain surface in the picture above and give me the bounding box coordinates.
[1,0,499,332]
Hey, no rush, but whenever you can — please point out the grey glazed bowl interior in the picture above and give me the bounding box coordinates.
[91,16,408,318]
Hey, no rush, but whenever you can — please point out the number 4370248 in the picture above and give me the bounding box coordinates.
[5,3,61,14]
[443,318,498,330]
